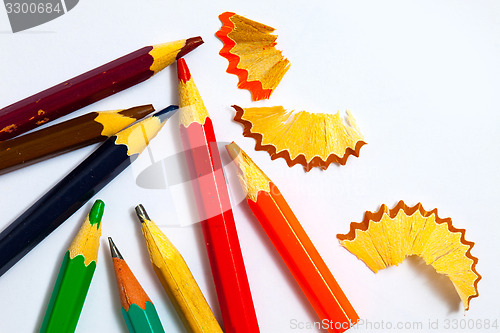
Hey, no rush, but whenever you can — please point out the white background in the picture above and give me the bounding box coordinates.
[0,1,499,332]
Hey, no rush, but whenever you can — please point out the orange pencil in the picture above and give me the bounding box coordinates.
[108,237,165,333]
[226,142,359,333]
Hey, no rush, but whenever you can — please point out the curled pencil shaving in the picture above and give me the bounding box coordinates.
[216,12,290,101]
[232,105,366,171]
[337,201,481,310]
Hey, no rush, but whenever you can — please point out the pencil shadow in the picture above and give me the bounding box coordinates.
[101,236,129,332]
[127,208,185,330]
[236,200,319,323]
[406,255,461,313]
[33,206,90,332]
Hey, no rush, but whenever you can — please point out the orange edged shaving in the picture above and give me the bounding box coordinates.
[337,201,481,310]
[232,105,366,171]
[216,12,290,101]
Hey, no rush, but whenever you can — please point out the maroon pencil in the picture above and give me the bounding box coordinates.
[0,37,202,141]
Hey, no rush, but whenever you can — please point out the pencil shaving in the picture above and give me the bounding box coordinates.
[337,201,481,310]
[216,12,290,101]
[232,105,365,171]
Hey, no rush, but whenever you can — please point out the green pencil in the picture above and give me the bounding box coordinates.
[108,237,165,333]
[39,200,105,333]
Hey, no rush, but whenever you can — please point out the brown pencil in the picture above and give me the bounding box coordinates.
[0,105,155,175]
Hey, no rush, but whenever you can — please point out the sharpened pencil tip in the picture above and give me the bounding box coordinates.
[176,36,204,60]
[89,200,105,229]
[108,237,123,259]
[155,105,179,122]
[225,142,241,162]
[177,58,191,83]
[135,204,150,223]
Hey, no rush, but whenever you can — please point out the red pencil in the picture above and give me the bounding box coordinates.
[177,58,259,333]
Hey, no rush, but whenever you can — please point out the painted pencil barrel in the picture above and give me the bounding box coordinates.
[0,38,201,141]
[122,303,165,333]
[0,105,155,175]
[40,200,104,333]
[180,121,259,333]
[41,253,97,332]
[248,185,359,333]
[177,58,258,333]
[0,106,177,276]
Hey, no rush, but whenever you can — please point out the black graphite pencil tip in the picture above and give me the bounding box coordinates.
[108,237,123,259]
[135,204,150,224]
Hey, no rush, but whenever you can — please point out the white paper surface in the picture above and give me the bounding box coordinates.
[0,1,499,332]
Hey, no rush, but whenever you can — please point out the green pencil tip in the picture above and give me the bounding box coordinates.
[89,200,105,229]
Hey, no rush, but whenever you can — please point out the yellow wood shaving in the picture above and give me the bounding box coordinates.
[338,202,480,310]
[228,14,290,92]
[239,106,364,162]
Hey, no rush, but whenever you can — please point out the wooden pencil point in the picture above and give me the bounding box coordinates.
[177,36,204,60]
[154,105,179,123]
[118,104,155,119]
[135,204,150,223]
[177,58,192,83]
[225,142,270,202]
[108,237,123,260]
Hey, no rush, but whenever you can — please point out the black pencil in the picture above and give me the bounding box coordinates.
[0,105,177,276]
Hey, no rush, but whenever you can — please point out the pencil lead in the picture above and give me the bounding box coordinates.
[89,200,105,229]
[117,104,155,119]
[108,237,123,260]
[177,36,204,60]
[177,58,192,83]
[135,204,150,224]
[155,105,179,122]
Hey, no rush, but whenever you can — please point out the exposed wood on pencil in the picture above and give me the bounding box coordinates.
[135,205,222,333]
[0,106,177,277]
[0,105,155,175]
[177,58,260,333]
[108,237,165,333]
[226,142,359,333]
[0,37,202,141]
[40,200,105,333]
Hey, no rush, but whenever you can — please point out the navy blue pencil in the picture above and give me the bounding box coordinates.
[0,105,178,276]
